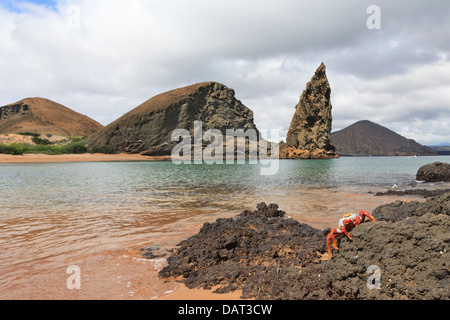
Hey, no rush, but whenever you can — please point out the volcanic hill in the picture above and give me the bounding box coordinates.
[88,82,260,156]
[0,98,104,137]
[330,120,437,156]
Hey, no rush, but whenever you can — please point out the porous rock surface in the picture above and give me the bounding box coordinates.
[158,194,450,300]
[416,162,450,182]
[159,203,330,300]
[326,193,449,300]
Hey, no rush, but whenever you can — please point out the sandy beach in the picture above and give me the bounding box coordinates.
[0,153,171,163]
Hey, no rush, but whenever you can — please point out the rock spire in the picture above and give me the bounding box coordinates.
[281,63,337,159]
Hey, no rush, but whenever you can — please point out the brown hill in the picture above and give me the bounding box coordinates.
[88,82,260,155]
[330,120,436,156]
[0,98,104,137]
[159,193,450,300]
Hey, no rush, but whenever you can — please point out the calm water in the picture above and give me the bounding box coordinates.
[0,156,449,299]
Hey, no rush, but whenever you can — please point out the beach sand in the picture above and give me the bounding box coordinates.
[156,283,247,300]
[0,153,171,163]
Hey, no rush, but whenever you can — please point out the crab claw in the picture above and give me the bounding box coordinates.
[359,210,377,222]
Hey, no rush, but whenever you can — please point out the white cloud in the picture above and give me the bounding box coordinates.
[0,0,449,145]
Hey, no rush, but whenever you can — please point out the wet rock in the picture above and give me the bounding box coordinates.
[374,188,450,198]
[416,162,450,182]
[141,246,167,259]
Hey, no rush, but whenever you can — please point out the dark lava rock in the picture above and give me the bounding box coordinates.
[159,202,330,300]
[374,188,450,198]
[159,194,450,300]
[372,192,450,223]
[416,162,450,182]
[141,246,167,259]
[326,193,450,300]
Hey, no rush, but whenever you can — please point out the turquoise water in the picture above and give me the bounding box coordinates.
[0,156,448,214]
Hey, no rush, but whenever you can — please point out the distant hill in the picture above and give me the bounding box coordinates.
[330,120,437,156]
[428,144,450,155]
[0,98,104,137]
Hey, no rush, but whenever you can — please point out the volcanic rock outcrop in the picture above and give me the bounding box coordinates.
[328,193,449,300]
[158,193,450,300]
[159,202,329,300]
[281,63,337,159]
[416,162,450,182]
[0,98,103,137]
[331,120,437,156]
[88,82,260,156]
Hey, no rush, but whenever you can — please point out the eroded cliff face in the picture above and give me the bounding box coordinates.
[282,63,337,159]
[88,82,260,156]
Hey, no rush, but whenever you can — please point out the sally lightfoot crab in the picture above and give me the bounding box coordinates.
[327,210,377,257]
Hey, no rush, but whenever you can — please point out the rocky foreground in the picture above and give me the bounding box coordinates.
[158,194,449,300]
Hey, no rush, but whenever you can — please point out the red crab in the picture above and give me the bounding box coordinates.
[327,210,377,257]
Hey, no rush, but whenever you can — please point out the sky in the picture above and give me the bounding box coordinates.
[0,0,449,145]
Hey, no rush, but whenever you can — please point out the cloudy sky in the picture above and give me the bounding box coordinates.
[0,0,449,145]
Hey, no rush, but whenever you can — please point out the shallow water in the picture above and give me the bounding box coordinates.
[0,156,448,299]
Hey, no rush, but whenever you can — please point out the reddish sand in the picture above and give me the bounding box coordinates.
[157,283,247,300]
[0,153,171,163]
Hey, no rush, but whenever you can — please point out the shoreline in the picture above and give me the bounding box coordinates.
[0,186,441,300]
[0,153,171,163]
[156,282,248,301]
[155,192,432,301]
[1,155,448,300]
